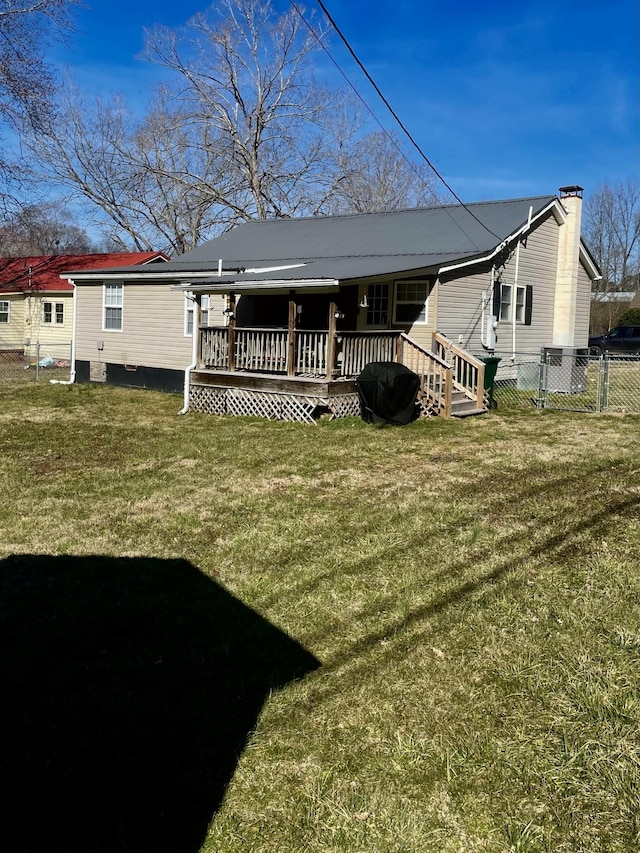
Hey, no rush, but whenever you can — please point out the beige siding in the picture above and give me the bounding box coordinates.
[27,294,74,352]
[437,211,561,355]
[354,278,438,348]
[574,260,592,347]
[75,282,225,370]
[0,295,26,348]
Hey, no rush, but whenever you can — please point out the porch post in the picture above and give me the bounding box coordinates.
[227,292,236,371]
[326,301,337,381]
[194,295,203,368]
[287,295,296,377]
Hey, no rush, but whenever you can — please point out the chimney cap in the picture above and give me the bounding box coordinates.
[559,185,584,199]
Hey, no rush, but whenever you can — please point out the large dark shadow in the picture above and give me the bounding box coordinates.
[0,555,319,853]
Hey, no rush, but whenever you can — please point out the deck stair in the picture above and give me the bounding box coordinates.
[398,332,487,419]
[450,390,487,418]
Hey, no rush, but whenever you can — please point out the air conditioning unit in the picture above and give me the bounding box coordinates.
[541,347,589,393]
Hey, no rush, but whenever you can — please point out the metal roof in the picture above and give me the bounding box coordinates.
[63,196,561,284]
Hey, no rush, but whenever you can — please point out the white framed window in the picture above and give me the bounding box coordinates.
[494,282,532,325]
[393,280,429,324]
[0,300,9,324]
[42,301,65,324]
[185,294,209,336]
[104,283,123,331]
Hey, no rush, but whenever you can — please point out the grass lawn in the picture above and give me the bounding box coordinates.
[1,383,639,852]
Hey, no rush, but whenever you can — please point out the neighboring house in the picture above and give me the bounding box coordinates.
[0,252,169,363]
[63,186,600,421]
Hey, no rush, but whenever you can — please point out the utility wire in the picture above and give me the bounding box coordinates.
[298,0,502,242]
[288,0,441,207]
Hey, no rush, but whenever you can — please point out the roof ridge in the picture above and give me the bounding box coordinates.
[237,195,558,225]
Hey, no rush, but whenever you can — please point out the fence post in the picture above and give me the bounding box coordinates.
[35,341,40,381]
[536,350,547,409]
[602,356,610,412]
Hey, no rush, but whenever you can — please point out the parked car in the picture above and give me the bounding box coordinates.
[588,325,640,355]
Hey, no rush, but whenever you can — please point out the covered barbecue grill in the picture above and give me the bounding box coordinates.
[356,362,421,425]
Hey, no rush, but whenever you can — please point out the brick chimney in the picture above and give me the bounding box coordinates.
[552,185,584,346]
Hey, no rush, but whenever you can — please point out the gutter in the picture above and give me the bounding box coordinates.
[438,199,564,276]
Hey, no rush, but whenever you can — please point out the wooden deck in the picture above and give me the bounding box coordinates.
[190,327,487,422]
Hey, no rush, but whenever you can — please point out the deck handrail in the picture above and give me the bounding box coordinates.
[398,333,453,418]
[432,331,485,408]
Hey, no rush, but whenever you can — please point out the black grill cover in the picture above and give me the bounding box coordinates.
[356,361,420,425]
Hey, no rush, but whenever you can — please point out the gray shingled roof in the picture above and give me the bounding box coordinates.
[64,195,560,284]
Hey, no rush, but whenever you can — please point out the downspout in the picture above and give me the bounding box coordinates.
[512,240,521,361]
[49,277,77,385]
[179,293,199,415]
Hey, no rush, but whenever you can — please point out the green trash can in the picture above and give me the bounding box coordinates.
[479,356,501,409]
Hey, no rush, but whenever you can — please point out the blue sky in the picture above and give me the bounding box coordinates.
[49,0,639,203]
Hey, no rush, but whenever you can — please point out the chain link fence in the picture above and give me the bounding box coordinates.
[0,342,72,384]
[492,351,640,413]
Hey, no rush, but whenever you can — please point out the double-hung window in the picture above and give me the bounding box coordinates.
[0,300,9,324]
[185,294,209,335]
[104,284,123,331]
[394,280,429,324]
[494,282,532,325]
[43,301,65,324]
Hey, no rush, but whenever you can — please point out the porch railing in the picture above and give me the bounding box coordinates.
[199,327,483,416]
[338,331,400,376]
[201,326,329,375]
[432,332,485,409]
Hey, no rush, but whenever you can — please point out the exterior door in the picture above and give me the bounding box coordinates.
[360,283,390,329]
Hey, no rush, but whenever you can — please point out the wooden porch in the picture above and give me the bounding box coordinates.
[189,319,487,423]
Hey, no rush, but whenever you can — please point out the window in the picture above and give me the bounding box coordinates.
[493,282,532,325]
[365,283,389,326]
[0,300,9,324]
[42,301,64,324]
[394,280,429,324]
[104,284,123,331]
[186,294,209,336]
[499,284,512,321]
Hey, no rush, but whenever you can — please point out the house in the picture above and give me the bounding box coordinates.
[63,186,600,421]
[0,252,169,365]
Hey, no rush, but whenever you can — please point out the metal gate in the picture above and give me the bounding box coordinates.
[539,352,640,413]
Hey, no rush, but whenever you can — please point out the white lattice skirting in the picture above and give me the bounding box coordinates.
[189,384,361,424]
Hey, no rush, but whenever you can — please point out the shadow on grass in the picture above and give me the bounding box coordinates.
[0,554,319,853]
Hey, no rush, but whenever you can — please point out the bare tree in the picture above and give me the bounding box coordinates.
[321,130,441,214]
[0,0,78,213]
[584,179,640,332]
[28,0,443,252]
[0,202,97,255]
[142,0,340,222]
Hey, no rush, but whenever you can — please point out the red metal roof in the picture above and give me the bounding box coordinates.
[0,252,169,294]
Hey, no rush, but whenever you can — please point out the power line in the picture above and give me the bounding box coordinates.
[287,0,441,206]
[298,0,502,242]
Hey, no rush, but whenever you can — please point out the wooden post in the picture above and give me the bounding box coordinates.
[194,295,203,368]
[287,295,296,377]
[227,292,236,371]
[326,301,337,381]
[395,332,403,365]
[443,365,453,418]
